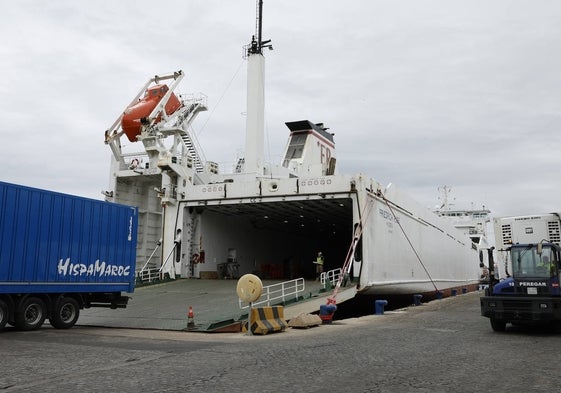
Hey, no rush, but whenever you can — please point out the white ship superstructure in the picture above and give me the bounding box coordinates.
[103,1,481,296]
[434,185,491,247]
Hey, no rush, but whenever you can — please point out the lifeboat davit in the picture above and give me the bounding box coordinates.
[121,84,182,142]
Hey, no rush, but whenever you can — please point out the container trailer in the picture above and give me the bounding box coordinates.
[0,181,137,330]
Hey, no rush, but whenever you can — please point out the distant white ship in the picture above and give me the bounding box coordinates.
[102,1,481,297]
[434,185,491,248]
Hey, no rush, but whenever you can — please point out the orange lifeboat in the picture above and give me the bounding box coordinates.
[121,84,182,142]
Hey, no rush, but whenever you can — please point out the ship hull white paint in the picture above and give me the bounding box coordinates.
[168,173,481,296]
[356,182,480,295]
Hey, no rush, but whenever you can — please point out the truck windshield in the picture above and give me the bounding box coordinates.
[512,245,556,278]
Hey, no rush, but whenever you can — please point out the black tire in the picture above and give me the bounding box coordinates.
[490,318,506,332]
[15,297,46,331]
[0,299,8,330]
[50,297,80,329]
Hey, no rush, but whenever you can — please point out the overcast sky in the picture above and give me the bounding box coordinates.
[1,0,560,217]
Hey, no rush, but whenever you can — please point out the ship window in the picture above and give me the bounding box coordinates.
[525,227,533,234]
[282,133,308,167]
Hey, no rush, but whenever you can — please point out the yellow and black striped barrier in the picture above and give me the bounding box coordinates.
[244,306,288,335]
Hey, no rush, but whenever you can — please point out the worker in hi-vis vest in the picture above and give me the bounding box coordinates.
[315,251,324,280]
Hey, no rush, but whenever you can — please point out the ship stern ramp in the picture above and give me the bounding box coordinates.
[78,278,358,332]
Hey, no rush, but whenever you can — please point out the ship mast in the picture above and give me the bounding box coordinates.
[437,185,453,211]
[243,0,272,175]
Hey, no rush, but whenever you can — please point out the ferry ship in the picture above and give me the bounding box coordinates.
[433,185,491,248]
[102,1,481,297]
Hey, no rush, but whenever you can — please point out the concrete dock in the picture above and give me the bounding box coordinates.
[78,278,357,331]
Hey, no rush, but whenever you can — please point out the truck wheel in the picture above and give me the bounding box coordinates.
[0,299,8,330]
[15,297,46,331]
[490,318,506,332]
[50,297,80,329]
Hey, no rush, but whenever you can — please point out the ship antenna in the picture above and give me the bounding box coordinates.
[256,0,262,50]
[247,0,273,56]
[438,185,452,210]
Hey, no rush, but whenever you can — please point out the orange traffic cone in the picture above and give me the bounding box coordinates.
[187,306,195,329]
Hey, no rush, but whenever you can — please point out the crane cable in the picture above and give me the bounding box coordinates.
[197,60,245,138]
[377,189,440,293]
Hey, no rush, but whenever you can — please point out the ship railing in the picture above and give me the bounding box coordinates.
[215,154,284,175]
[321,268,342,289]
[238,278,306,309]
[136,239,162,283]
[175,93,207,168]
[136,266,160,284]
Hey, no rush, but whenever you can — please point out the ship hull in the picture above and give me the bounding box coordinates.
[143,173,482,297]
[354,181,480,296]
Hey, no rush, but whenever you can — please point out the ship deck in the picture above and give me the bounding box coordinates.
[78,278,357,332]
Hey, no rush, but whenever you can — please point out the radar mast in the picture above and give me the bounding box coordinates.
[243,0,272,175]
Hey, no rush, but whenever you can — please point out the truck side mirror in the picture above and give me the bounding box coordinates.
[479,250,483,263]
[537,242,543,255]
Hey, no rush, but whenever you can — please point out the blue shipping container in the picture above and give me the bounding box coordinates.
[0,181,138,294]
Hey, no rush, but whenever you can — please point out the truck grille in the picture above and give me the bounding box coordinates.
[501,224,512,244]
[502,300,532,311]
[492,298,561,321]
[548,220,560,245]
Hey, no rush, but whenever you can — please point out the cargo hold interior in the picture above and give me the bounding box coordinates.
[184,196,354,280]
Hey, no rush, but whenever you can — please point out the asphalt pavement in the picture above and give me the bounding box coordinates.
[2,290,561,392]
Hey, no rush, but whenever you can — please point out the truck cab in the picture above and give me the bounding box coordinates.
[480,242,561,331]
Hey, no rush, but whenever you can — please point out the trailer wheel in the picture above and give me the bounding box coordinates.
[15,297,46,331]
[490,318,506,332]
[0,299,8,330]
[50,297,80,329]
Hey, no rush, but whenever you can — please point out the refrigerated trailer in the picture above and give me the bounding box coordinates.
[493,214,561,249]
[493,213,561,279]
[0,181,138,331]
